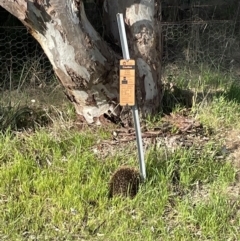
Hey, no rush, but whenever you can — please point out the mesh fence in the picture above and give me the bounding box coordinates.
[0,26,53,89]
[162,20,240,67]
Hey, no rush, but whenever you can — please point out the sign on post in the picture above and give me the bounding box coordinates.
[117,13,146,180]
[119,59,135,106]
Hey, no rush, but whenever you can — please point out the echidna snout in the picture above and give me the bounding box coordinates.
[109,166,141,198]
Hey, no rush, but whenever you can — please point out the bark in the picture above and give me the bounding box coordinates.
[0,0,162,125]
[103,0,162,115]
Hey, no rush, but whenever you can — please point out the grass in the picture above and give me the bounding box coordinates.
[0,130,238,240]
[0,65,240,240]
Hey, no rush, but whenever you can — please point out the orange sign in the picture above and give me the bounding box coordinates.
[119,59,135,106]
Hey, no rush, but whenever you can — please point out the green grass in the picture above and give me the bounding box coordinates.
[0,125,239,240]
[195,82,240,129]
[0,66,240,240]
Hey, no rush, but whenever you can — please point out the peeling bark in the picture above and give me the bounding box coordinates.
[0,0,162,124]
[103,0,162,116]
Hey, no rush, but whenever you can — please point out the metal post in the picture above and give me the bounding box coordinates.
[116,13,146,180]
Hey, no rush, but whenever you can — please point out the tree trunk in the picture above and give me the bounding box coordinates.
[103,0,162,115]
[0,0,162,125]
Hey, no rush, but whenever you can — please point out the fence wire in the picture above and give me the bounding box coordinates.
[162,20,240,67]
[0,26,53,90]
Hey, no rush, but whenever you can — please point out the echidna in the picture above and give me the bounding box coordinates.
[109,166,141,198]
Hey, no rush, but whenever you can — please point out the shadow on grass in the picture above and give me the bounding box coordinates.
[0,104,52,132]
[224,83,240,104]
[161,78,240,115]
[161,85,226,115]
[195,82,240,105]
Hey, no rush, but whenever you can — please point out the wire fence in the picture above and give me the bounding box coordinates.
[162,20,240,66]
[0,2,240,88]
[0,26,53,90]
